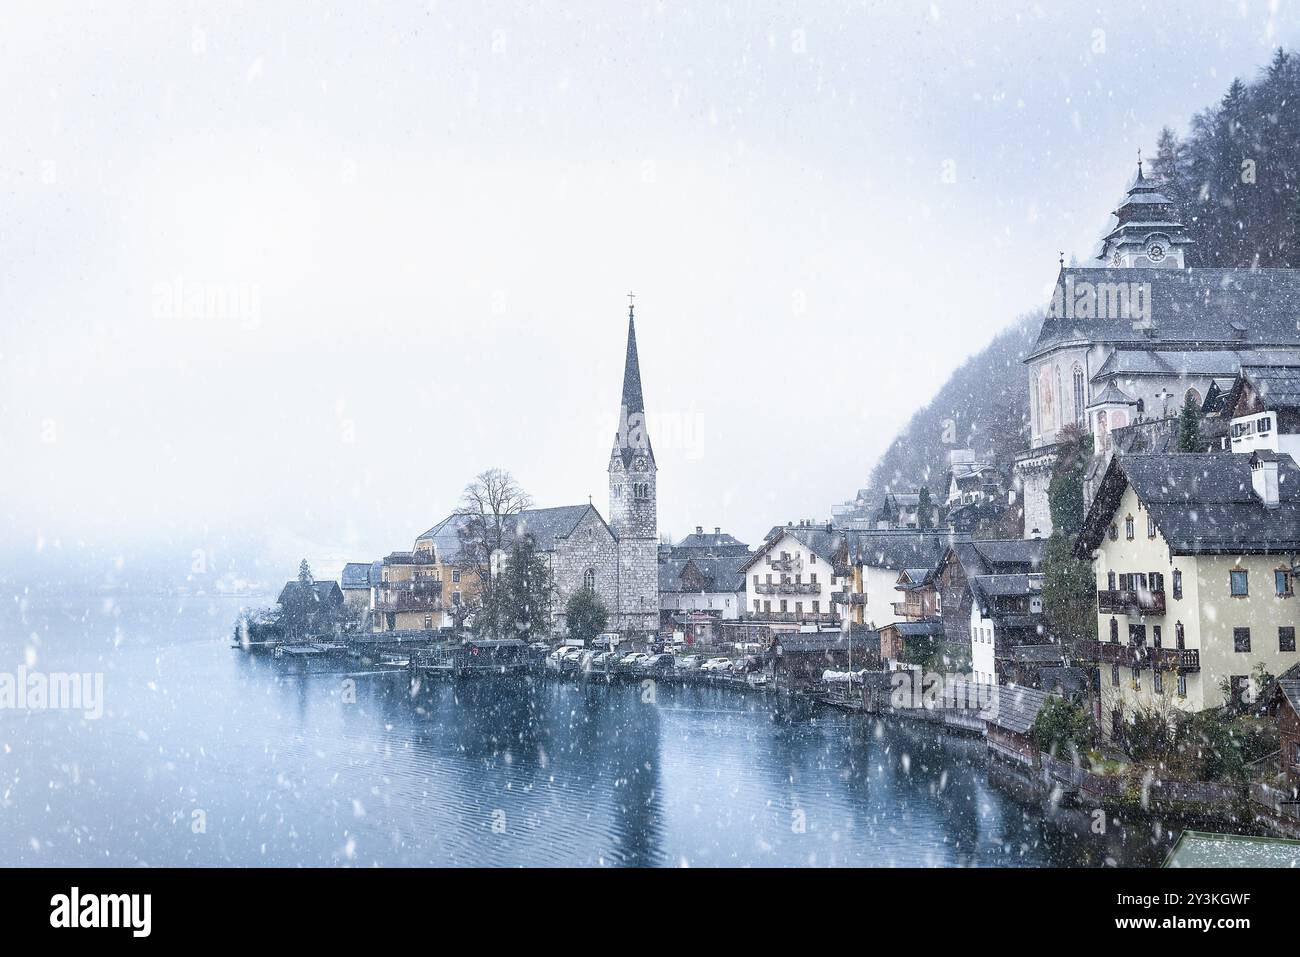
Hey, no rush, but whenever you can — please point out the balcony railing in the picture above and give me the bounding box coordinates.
[1081,641,1199,672]
[746,611,840,624]
[755,582,820,595]
[767,557,802,573]
[378,579,443,595]
[375,579,444,614]
[375,597,445,613]
[891,601,928,618]
[831,591,865,605]
[1097,589,1166,616]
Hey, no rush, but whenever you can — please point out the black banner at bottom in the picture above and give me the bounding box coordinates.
[0,866,1289,942]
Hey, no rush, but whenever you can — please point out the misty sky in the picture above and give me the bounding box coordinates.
[3,1,1298,586]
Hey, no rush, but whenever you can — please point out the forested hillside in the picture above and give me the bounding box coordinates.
[1151,48,1300,269]
[866,313,1037,496]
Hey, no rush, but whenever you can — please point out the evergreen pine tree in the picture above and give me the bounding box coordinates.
[1177,393,1202,452]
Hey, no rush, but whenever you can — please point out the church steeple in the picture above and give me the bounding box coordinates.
[1096,153,1195,268]
[612,296,654,465]
[607,293,659,638]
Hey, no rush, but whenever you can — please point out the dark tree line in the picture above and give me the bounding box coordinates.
[1150,48,1300,268]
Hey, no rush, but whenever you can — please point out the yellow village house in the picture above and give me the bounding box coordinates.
[1076,450,1300,740]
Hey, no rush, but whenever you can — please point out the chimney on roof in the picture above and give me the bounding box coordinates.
[714,526,720,535]
[1251,453,1280,509]
[696,525,703,534]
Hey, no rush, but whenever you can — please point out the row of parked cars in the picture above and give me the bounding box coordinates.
[545,646,766,681]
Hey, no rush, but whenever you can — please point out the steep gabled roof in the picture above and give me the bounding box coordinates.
[341,562,374,589]
[987,685,1052,735]
[970,573,1041,601]
[673,528,750,555]
[1092,347,1251,382]
[659,554,748,594]
[1087,381,1138,409]
[846,530,954,572]
[1077,452,1300,556]
[1229,364,1300,415]
[946,538,1044,578]
[417,504,614,561]
[1030,268,1300,360]
[277,580,344,607]
[743,525,847,573]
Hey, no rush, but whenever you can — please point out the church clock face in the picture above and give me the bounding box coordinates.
[633,455,648,471]
[1146,242,1165,263]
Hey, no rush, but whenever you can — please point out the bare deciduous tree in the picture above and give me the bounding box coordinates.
[456,467,532,576]
[455,468,533,637]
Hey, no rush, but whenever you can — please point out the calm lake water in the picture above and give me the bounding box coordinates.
[2,592,1181,867]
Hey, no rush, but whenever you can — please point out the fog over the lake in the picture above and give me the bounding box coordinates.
[2,1,1296,588]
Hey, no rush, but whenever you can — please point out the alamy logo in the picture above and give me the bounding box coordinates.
[50,887,151,937]
[890,670,999,719]
[1048,275,1151,323]
[0,667,104,719]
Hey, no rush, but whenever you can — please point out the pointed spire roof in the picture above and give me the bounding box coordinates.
[612,296,654,465]
[621,303,645,414]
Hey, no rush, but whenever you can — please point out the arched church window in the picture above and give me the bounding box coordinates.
[583,568,596,591]
[1073,367,1085,426]
[1185,388,1201,409]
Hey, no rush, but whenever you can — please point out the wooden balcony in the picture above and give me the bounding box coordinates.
[1097,589,1166,616]
[1081,640,1199,672]
[746,611,840,624]
[755,581,820,595]
[891,601,928,618]
[375,580,444,614]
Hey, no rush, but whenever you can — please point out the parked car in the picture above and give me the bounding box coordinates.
[675,655,702,671]
[619,652,649,667]
[639,653,675,675]
[700,657,732,673]
[587,651,615,670]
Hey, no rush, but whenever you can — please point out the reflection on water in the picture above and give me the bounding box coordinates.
[0,594,1178,866]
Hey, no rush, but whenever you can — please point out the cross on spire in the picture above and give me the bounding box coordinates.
[627,290,636,318]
